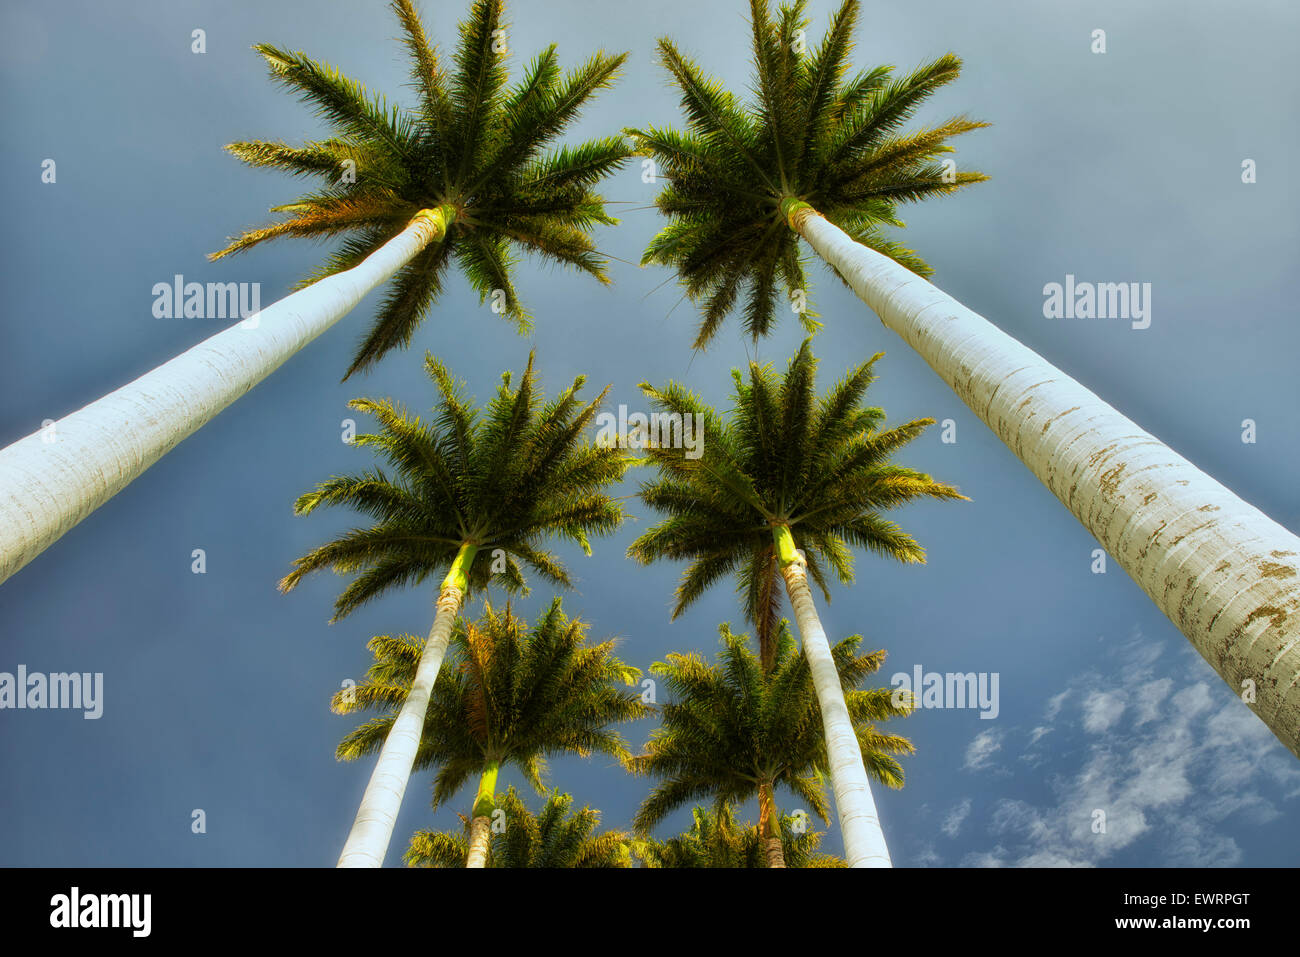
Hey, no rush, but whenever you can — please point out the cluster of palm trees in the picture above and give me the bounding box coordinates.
[292,340,937,867]
[2,0,1297,867]
[334,595,894,868]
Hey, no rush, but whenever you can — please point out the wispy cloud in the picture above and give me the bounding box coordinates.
[963,729,1004,771]
[1027,725,1053,746]
[952,630,1300,867]
[941,797,972,838]
[1044,690,1070,721]
[1080,689,1125,733]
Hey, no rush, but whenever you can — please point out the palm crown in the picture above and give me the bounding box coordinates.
[332,599,650,808]
[628,621,911,832]
[631,0,987,347]
[628,339,964,651]
[280,351,627,620]
[213,0,630,377]
[638,804,844,868]
[405,787,633,868]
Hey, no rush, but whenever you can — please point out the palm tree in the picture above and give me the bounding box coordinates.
[632,0,1300,760]
[0,0,629,585]
[333,600,650,867]
[289,352,628,866]
[629,621,910,867]
[628,340,960,866]
[405,787,634,867]
[637,804,845,868]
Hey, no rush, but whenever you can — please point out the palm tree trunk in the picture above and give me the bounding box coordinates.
[0,207,455,586]
[465,760,500,869]
[783,200,1300,760]
[774,525,891,868]
[336,542,477,868]
[757,780,785,868]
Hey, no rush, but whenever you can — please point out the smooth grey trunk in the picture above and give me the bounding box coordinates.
[792,206,1300,759]
[0,211,447,585]
[780,553,892,867]
[337,583,463,867]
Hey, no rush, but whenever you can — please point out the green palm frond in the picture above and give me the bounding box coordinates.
[406,787,633,867]
[213,0,631,376]
[338,600,651,815]
[629,340,964,629]
[627,621,909,840]
[636,804,845,868]
[281,352,630,621]
[633,0,988,347]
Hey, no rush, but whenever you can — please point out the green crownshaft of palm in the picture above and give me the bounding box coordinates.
[631,0,986,347]
[334,600,650,867]
[284,351,628,867]
[638,804,845,868]
[214,0,631,377]
[405,787,634,868]
[628,621,911,867]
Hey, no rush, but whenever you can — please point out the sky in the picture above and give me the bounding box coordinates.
[1,0,1297,867]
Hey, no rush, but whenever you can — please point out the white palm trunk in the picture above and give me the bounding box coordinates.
[780,553,892,868]
[0,209,449,585]
[337,583,463,868]
[791,206,1300,759]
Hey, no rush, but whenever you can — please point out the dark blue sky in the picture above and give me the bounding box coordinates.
[1,0,1297,866]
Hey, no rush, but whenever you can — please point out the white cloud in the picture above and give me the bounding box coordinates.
[941,797,972,838]
[913,844,942,867]
[958,632,1300,867]
[1027,725,1053,745]
[1131,677,1172,726]
[1080,689,1125,733]
[963,729,1003,771]
[1044,690,1071,721]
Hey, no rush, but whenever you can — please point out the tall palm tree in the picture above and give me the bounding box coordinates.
[632,0,1300,759]
[405,787,634,868]
[629,621,910,867]
[289,352,628,866]
[628,340,960,866]
[0,0,630,585]
[637,804,845,868]
[334,600,650,867]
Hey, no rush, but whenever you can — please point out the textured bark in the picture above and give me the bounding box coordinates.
[792,206,1300,759]
[780,552,891,868]
[0,210,449,584]
[466,815,492,869]
[336,582,463,868]
[465,761,499,869]
[763,834,786,868]
[758,781,786,868]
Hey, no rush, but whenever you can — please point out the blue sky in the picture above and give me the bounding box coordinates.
[1,0,1297,866]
